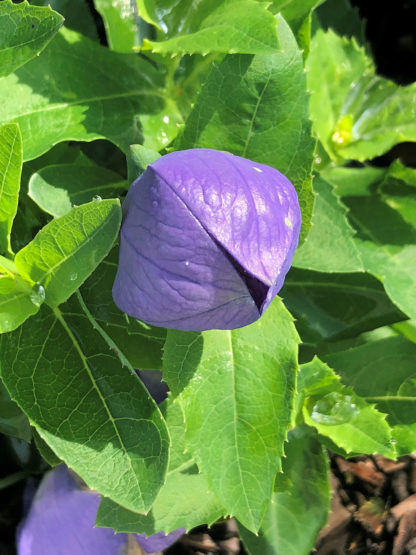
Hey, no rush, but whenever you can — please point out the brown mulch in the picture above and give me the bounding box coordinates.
[164,454,416,555]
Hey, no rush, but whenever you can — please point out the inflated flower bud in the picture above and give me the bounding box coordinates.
[113,148,301,331]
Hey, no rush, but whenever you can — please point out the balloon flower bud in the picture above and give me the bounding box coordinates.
[113,148,301,331]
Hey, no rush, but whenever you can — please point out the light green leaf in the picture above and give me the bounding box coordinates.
[292,177,363,272]
[324,336,416,455]
[308,29,416,161]
[141,0,279,55]
[80,248,166,370]
[127,144,161,183]
[239,426,330,555]
[0,28,182,161]
[281,268,405,345]
[298,357,395,458]
[307,29,370,161]
[0,378,31,442]
[178,15,315,243]
[96,396,223,534]
[0,0,63,78]
[28,164,127,218]
[14,199,121,308]
[94,0,140,52]
[0,292,170,512]
[163,298,299,532]
[345,195,416,320]
[0,124,22,256]
[0,256,39,334]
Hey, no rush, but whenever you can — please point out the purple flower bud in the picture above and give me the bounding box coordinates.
[113,148,301,331]
[17,465,183,555]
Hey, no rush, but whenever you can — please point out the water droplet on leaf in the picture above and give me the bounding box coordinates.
[30,284,45,307]
[69,273,78,281]
[311,392,359,426]
[92,195,102,202]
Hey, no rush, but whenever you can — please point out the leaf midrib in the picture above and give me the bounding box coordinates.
[53,303,144,505]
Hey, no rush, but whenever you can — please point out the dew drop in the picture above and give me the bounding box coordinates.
[92,195,102,202]
[311,392,359,426]
[30,284,45,307]
[69,272,78,281]
[284,217,292,228]
[184,260,190,267]
[163,115,170,124]
[253,166,263,173]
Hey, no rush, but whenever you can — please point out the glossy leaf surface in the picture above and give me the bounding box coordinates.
[15,200,121,308]
[0,28,181,160]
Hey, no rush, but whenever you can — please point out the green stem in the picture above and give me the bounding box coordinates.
[0,469,32,490]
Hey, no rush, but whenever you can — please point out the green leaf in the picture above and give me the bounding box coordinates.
[96,396,223,535]
[178,15,315,244]
[0,124,22,255]
[308,29,416,161]
[80,248,166,370]
[30,0,99,41]
[14,199,121,308]
[324,336,416,455]
[0,0,63,78]
[0,28,182,161]
[281,268,406,345]
[141,0,279,55]
[0,378,31,442]
[28,164,127,218]
[239,426,330,555]
[292,177,363,272]
[0,292,170,512]
[127,144,161,183]
[345,195,416,320]
[94,0,140,52]
[0,256,39,334]
[298,357,395,458]
[321,165,385,198]
[163,298,299,532]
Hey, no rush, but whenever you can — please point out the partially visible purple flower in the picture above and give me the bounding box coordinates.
[113,148,301,331]
[17,465,184,555]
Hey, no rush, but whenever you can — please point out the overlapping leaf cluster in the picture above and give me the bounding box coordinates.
[0,1,415,553]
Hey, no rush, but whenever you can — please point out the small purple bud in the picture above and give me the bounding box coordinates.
[113,148,301,331]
